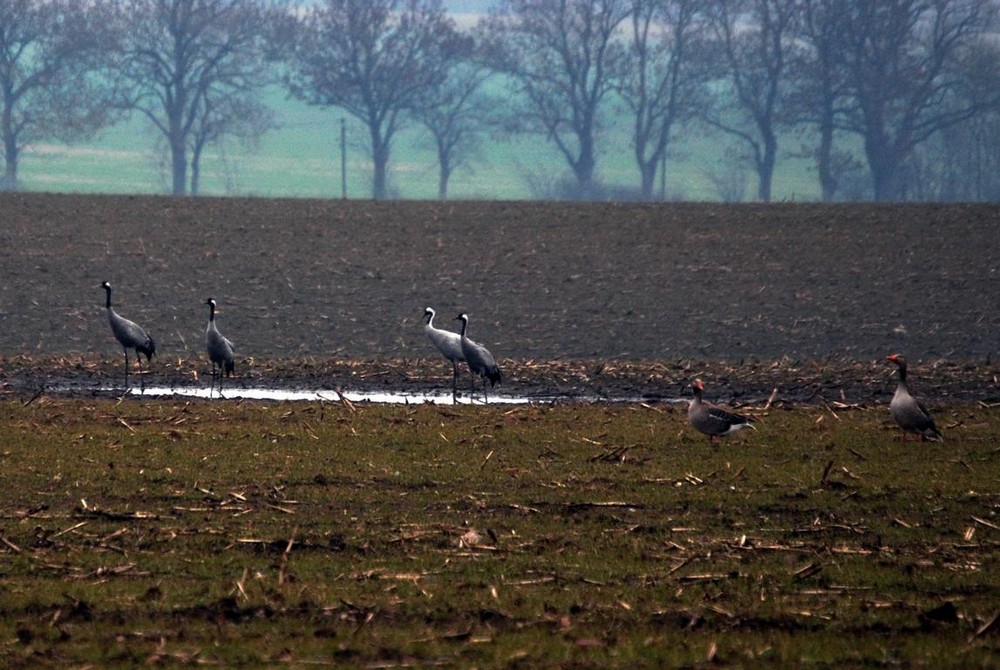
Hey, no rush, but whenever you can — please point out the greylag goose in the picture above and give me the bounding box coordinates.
[887,354,942,441]
[688,379,755,441]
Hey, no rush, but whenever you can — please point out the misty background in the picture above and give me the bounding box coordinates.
[2,0,999,202]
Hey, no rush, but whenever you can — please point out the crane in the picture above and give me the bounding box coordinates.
[454,313,502,404]
[424,307,465,403]
[205,298,235,396]
[101,281,155,392]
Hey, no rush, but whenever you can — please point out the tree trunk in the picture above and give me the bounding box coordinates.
[370,124,389,200]
[2,105,17,190]
[639,157,657,200]
[190,143,202,196]
[636,118,672,201]
[171,134,188,196]
[2,131,16,191]
[574,133,596,198]
[870,164,900,201]
[757,129,777,202]
[437,158,451,201]
[816,106,837,201]
[865,133,898,201]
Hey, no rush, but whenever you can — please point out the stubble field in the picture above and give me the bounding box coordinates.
[1,194,999,667]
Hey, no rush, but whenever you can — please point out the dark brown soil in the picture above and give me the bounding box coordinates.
[1,193,998,402]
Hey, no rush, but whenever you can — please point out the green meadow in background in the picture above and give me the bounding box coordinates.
[18,87,820,202]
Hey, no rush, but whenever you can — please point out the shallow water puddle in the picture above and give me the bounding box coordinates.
[126,385,537,405]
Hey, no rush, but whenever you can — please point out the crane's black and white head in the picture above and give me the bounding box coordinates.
[206,298,219,321]
[101,281,113,307]
[424,307,435,324]
[454,313,469,324]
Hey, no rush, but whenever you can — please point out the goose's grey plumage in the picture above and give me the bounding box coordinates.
[688,379,755,441]
[887,354,941,441]
[101,281,155,391]
[455,313,502,403]
[205,298,235,395]
[424,307,465,402]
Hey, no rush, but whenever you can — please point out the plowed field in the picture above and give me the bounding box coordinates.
[1,194,997,402]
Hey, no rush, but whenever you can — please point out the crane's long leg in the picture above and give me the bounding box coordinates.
[123,348,129,392]
[136,350,144,393]
[483,377,489,405]
[451,362,459,404]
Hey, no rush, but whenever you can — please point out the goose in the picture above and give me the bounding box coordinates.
[205,298,235,396]
[101,281,155,392]
[454,313,502,403]
[688,379,755,441]
[423,307,465,403]
[887,354,942,441]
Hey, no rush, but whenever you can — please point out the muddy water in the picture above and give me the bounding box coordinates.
[117,385,556,405]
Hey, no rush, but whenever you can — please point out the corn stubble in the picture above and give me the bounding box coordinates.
[0,397,998,667]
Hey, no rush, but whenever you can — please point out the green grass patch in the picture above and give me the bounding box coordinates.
[1,398,999,667]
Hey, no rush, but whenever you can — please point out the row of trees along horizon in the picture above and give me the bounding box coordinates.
[2,0,1000,202]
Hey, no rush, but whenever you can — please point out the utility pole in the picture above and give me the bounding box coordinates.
[340,117,347,199]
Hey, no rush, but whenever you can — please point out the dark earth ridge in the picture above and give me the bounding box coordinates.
[1,193,998,402]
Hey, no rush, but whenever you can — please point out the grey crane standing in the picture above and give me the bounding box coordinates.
[454,313,502,404]
[205,298,235,397]
[424,307,465,403]
[101,281,155,392]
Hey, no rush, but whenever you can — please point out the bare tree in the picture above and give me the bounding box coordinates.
[189,94,275,195]
[791,0,854,201]
[906,36,1000,201]
[287,0,463,200]
[481,0,630,198]
[704,0,799,202]
[614,0,710,200]
[838,0,996,200]
[0,0,121,190]
[116,0,281,196]
[414,57,495,200]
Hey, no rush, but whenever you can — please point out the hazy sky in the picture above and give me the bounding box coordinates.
[443,0,491,11]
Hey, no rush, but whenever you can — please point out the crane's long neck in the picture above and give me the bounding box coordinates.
[896,364,908,385]
[104,286,112,310]
[459,318,468,338]
[209,303,216,322]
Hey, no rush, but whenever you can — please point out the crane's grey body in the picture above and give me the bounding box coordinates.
[205,298,235,396]
[424,307,465,403]
[101,281,155,392]
[688,379,755,441]
[887,355,941,441]
[455,313,502,404]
